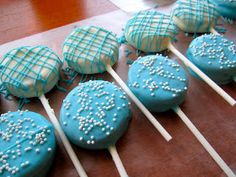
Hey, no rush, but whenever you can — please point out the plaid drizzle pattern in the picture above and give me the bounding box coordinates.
[63,26,119,74]
[0,46,62,97]
[124,10,178,52]
[172,0,219,32]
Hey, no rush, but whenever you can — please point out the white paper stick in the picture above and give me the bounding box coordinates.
[173,106,236,177]
[168,43,236,106]
[39,94,88,177]
[106,65,172,141]
[108,145,129,177]
[210,27,220,35]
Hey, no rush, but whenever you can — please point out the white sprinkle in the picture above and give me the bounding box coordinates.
[35,148,40,153]
[63,122,67,126]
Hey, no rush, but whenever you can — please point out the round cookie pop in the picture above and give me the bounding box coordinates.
[124,10,178,52]
[0,110,56,177]
[60,80,131,176]
[63,26,118,74]
[128,55,188,112]
[186,34,236,85]
[124,11,235,106]
[209,0,236,21]
[0,46,88,177]
[172,0,219,33]
[0,46,62,98]
[128,55,236,177]
[63,26,172,141]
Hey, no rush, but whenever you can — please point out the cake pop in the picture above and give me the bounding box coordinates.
[172,0,219,33]
[186,34,236,85]
[128,55,188,112]
[0,46,62,98]
[0,110,56,177]
[60,80,131,177]
[124,11,178,52]
[63,26,119,74]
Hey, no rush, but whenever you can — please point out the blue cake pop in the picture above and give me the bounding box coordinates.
[128,55,188,112]
[0,110,56,177]
[60,80,131,149]
[186,34,236,85]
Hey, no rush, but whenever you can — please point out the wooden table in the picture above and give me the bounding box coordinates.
[0,1,236,177]
[0,0,117,44]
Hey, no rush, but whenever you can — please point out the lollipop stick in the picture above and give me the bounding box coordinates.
[173,106,236,177]
[210,27,220,35]
[108,145,129,177]
[106,65,172,141]
[39,94,88,177]
[168,43,236,106]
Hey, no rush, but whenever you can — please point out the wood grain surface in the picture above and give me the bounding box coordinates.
[0,0,117,44]
[0,4,236,177]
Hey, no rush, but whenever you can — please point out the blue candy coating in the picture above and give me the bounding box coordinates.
[187,34,236,85]
[128,55,188,112]
[0,110,56,177]
[60,80,131,149]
